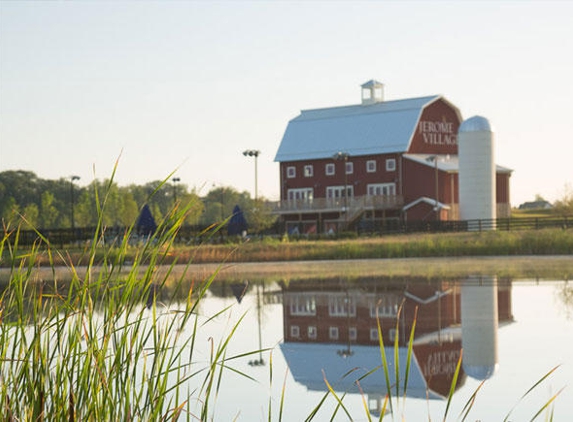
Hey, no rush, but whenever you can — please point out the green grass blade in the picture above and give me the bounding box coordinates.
[529,387,564,422]
[458,379,485,422]
[402,306,418,404]
[442,349,463,422]
[503,365,561,422]
[375,305,394,415]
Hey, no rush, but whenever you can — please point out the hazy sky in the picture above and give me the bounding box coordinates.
[1,1,572,206]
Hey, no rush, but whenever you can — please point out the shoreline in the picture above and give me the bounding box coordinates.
[2,255,572,283]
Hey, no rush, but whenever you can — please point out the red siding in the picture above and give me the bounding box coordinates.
[408,99,461,155]
[280,153,400,200]
[496,172,511,203]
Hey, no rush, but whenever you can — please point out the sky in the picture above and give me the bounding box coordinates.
[1,1,572,207]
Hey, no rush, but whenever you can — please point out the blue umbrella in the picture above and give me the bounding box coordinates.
[227,205,248,236]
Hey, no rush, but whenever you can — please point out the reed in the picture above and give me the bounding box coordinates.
[0,171,565,420]
[0,173,256,420]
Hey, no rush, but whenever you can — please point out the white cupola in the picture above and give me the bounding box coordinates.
[361,80,384,105]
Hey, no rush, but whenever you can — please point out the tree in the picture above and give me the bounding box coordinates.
[553,184,573,216]
[22,203,39,229]
[200,186,251,226]
[1,197,20,227]
[39,191,59,229]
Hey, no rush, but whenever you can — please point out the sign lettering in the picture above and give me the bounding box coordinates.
[422,350,461,377]
[419,119,457,146]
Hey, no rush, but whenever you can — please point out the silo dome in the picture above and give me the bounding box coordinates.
[459,115,492,133]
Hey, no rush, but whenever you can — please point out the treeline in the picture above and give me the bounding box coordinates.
[0,170,276,231]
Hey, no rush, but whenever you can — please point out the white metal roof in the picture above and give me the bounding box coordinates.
[279,342,443,399]
[404,153,513,174]
[274,95,442,162]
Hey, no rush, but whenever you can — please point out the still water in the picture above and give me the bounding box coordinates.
[162,275,572,421]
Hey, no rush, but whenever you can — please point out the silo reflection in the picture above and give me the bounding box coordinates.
[461,275,499,380]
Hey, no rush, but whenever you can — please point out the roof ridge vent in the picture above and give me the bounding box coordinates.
[361,80,384,105]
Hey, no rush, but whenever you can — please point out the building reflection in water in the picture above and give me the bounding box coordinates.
[278,276,513,416]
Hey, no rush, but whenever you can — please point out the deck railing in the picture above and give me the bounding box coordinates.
[272,195,404,214]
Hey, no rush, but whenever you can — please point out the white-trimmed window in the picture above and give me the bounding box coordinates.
[370,328,379,341]
[290,325,300,338]
[328,294,356,317]
[386,158,396,172]
[345,162,354,175]
[370,295,400,318]
[304,165,314,177]
[366,160,377,173]
[325,163,335,176]
[329,327,339,340]
[289,294,316,316]
[367,183,396,196]
[308,326,317,340]
[287,166,296,178]
[287,188,313,201]
[349,327,357,341]
[326,186,354,199]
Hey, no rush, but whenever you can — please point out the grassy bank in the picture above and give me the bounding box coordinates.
[186,228,573,263]
[8,227,572,269]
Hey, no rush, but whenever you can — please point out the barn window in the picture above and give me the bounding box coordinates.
[328,294,356,317]
[367,160,376,173]
[290,325,300,338]
[289,293,316,315]
[349,327,357,341]
[367,183,396,196]
[369,295,400,318]
[345,162,354,175]
[325,163,335,176]
[308,326,317,339]
[386,158,396,172]
[370,328,379,341]
[304,165,313,177]
[287,166,296,178]
[329,327,339,340]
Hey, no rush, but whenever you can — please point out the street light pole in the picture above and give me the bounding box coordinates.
[426,155,440,221]
[70,175,80,232]
[333,151,349,229]
[172,177,180,206]
[242,150,261,202]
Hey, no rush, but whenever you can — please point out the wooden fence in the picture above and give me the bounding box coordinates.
[4,215,571,247]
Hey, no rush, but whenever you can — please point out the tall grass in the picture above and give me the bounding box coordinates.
[0,171,565,420]
[141,228,573,264]
[0,173,259,420]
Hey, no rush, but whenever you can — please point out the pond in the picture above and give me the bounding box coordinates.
[172,274,573,421]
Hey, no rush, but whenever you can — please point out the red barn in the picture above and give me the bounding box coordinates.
[273,80,512,234]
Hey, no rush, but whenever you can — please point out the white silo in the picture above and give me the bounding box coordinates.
[461,276,498,380]
[458,116,496,230]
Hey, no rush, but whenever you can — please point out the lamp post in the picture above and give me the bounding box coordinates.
[242,150,261,202]
[333,151,349,229]
[248,283,266,367]
[426,155,440,221]
[172,177,180,206]
[70,175,80,232]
